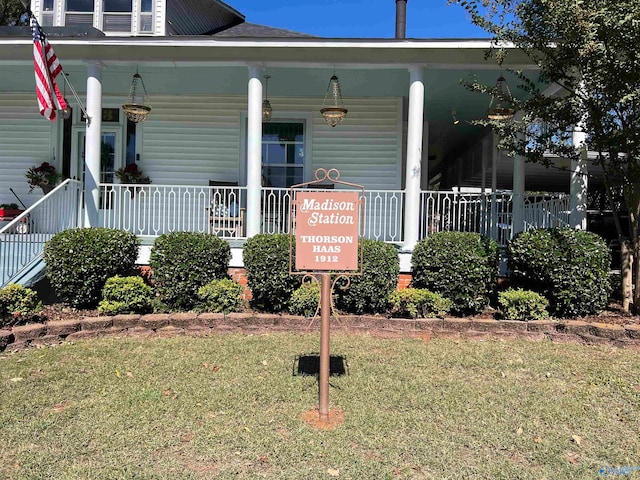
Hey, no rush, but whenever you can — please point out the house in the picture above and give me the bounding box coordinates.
[0,0,598,287]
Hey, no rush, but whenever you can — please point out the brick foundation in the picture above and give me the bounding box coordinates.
[397,274,412,290]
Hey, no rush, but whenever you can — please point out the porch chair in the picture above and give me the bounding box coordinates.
[208,180,245,237]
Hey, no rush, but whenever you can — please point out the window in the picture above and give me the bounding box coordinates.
[65,0,94,26]
[103,0,132,32]
[42,0,55,26]
[261,122,305,188]
[139,0,153,33]
[125,118,138,166]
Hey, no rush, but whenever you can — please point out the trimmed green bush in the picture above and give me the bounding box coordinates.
[44,228,139,308]
[98,275,153,316]
[411,231,499,315]
[289,282,320,317]
[334,239,399,314]
[243,234,300,313]
[0,284,42,328]
[150,232,231,311]
[388,288,451,319]
[197,279,244,314]
[498,288,549,321]
[508,228,610,317]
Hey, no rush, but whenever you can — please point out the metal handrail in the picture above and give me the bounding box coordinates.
[0,179,83,287]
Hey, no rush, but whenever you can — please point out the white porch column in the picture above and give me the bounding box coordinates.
[570,127,588,229]
[246,65,263,238]
[402,65,424,251]
[420,121,429,188]
[84,61,103,227]
[512,154,525,235]
[490,133,499,239]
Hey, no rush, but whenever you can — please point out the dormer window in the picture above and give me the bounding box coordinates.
[103,0,132,32]
[139,0,153,33]
[56,0,154,34]
[42,0,55,26]
[65,0,94,27]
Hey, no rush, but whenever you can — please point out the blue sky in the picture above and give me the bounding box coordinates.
[232,1,488,39]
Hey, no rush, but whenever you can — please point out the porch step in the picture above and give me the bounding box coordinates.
[0,234,48,287]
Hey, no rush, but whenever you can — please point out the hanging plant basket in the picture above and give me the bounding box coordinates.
[122,72,151,123]
[123,103,151,123]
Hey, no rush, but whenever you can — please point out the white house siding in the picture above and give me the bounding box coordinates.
[277,97,402,190]
[140,94,401,190]
[0,94,54,208]
[140,95,243,185]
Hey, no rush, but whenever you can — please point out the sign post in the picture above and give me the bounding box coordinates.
[290,168,364,421]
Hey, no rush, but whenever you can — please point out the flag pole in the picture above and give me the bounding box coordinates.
[28,11,91,124]
[59,69,91,125]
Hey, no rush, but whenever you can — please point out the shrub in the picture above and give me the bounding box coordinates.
[44,228,139,308]
[243,234,300,313]
[150,232,231,310]
[98,275,153,316]
[411,232,499,315]
[334,239,399,314]
[388,288,451,319]
[197,279,244,314]
[289,282,320,317]
[0,284,42,328]
[498,288,549,321]
[508,228,610,317]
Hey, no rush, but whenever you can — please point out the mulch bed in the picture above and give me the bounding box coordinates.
[31,300,640,328]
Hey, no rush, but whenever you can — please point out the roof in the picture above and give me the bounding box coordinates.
[0,26,105,38]
[166,0,244,35]
[212,22,316,38]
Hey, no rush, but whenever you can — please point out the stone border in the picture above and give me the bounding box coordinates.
[1,313,639,353]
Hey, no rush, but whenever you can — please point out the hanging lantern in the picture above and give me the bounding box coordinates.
[487,75,515,120]
[122,71,151,123]
[262,74,273,122]
[320,74,348,127]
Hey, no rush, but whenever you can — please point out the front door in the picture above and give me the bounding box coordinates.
[71,129,122,186]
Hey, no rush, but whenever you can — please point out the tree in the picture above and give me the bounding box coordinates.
[450,0,640,312]
[0,0,27,26]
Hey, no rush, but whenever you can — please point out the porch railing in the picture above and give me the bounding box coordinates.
[0,179,83,287]
[100,184,231,237]
[419,191,571,245]
[259,188,405,242]
[98,184,570,246]
[523,194,571,230]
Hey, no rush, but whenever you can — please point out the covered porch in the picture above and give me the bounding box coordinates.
[0,34,587,286]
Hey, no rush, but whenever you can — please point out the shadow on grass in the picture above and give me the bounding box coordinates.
[293,354,348,377]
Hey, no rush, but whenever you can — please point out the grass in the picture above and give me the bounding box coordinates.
[1,334,639,479]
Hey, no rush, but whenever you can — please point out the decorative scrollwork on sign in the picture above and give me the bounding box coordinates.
[329,274,351,329]
[314,168,341,183]
[300,274,322,334]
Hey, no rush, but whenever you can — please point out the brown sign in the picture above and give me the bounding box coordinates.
[295,191,360,271]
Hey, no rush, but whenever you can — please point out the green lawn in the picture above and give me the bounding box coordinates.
[1,334,639,479]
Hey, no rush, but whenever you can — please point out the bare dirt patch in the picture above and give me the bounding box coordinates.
[299,408,346,430]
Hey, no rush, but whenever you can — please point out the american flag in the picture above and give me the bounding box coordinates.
[31,17,67,121]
